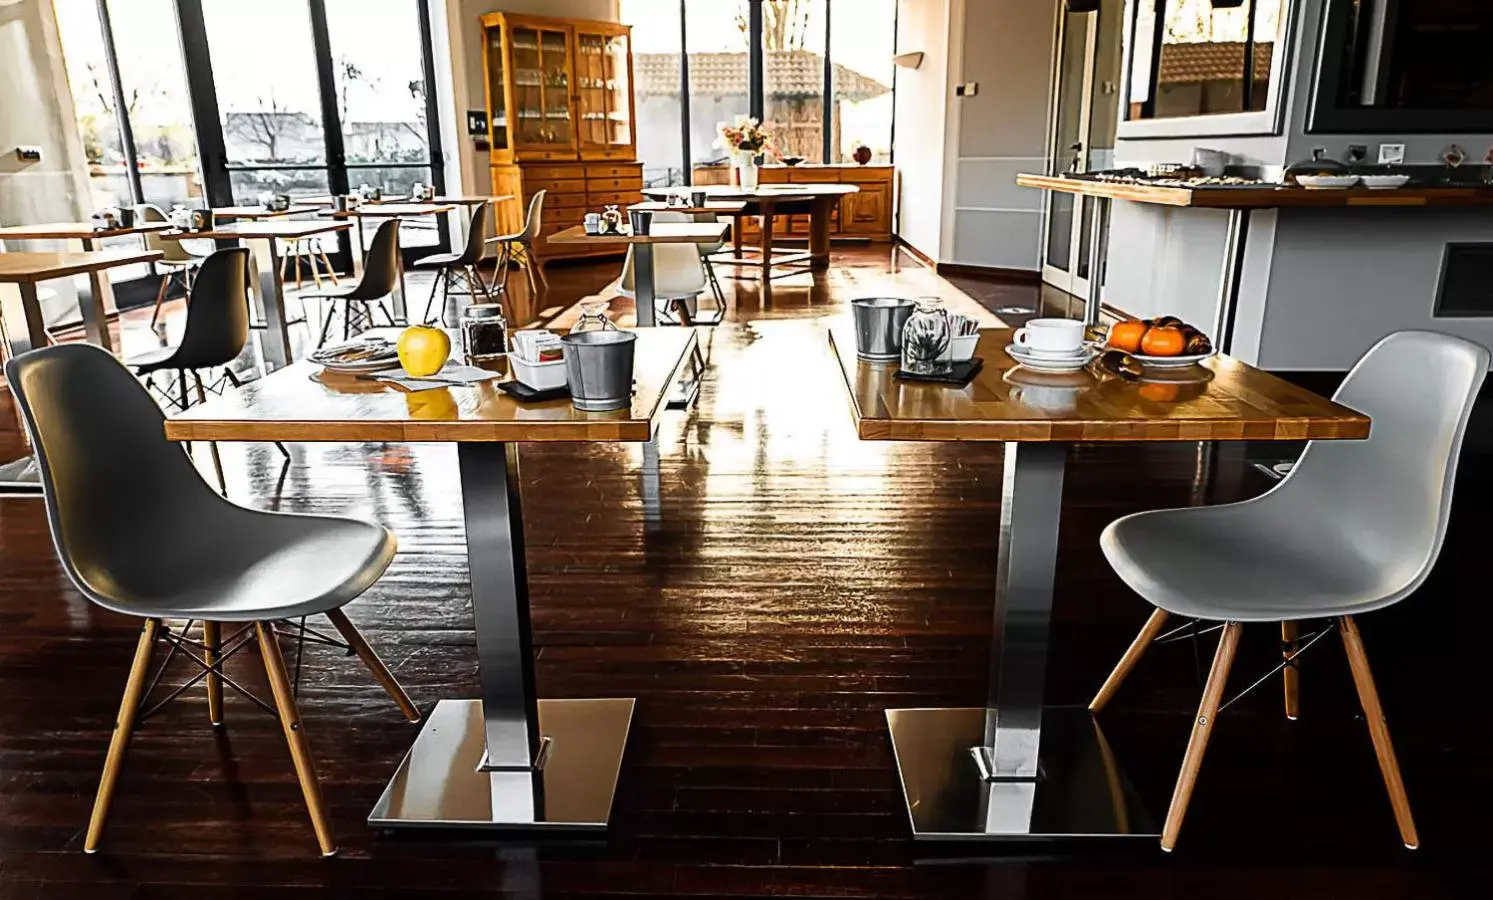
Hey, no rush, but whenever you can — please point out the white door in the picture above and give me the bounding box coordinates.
[1040,0,1122,301]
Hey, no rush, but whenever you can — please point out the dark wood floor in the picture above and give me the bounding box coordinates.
[0,246,1489,897]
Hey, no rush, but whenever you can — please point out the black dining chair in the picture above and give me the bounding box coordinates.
[417,203,492,325]
[5,343,421,857]
[126,247,285,493]
[303,218,402,347]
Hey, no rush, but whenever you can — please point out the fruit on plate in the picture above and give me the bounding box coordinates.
[397,325,451,377]
[1108,320,1148,353]
[1108,317,1213,358]
[1140,326,1186,357]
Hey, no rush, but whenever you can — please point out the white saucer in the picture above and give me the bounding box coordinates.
[1011,343,1091,361]
[1132,350,1216,369]
[1006,344,1097,373]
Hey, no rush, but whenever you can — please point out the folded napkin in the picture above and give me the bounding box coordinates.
[368,363,503,391]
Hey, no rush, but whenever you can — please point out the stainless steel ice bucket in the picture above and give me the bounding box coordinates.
[562,330,638,411]
[851,297,915,362]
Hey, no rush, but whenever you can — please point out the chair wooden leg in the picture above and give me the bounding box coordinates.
[1340,616,1419,849]
[523,253,538,296]
[317,247,339,285]
[1281,621,1300,721]
[533,252,548,291]
[1089,609,1169,712]
[292,242,305,292]
[192,372,227,496]
[85,618,159,853]
[316,300,337,348]
[203,621,224,726]
[323,608,421,723]
[255,622,336,857]
[149,274,170,328]
[1161,621,1241,852]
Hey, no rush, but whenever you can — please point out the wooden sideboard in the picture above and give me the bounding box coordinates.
[691,164,893,242]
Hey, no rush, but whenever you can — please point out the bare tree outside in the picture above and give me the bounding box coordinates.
[228,92,297,161]
[737,0,811,51]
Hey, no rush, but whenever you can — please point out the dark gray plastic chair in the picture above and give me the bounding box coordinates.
[127,247,285,492]
[1089,330,1489,852]
[5,343,421,857]
[303,218,402,347]
[417,203,492,325]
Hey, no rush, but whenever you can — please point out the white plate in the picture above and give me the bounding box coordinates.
[1011,343,1093,361]
[1359,174,1411,190]
[1132,351,1216,369]
[316,355,401,374]
[1296,175,1360,189]
[1006,344,1097,373]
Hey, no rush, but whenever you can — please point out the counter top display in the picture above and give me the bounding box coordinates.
[1016,173,1493,210]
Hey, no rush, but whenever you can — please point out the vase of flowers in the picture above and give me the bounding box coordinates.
[716,115,773,192]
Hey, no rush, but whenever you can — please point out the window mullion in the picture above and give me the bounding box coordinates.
[94,0,145,204]
[748,0,764,120]
[822,0,833,163]
[679,0,691,185]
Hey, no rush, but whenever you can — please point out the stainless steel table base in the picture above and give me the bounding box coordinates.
[369,442,634,833]
[368,697,634,830]
[886,706,1153,840]
[884,442,1154,841]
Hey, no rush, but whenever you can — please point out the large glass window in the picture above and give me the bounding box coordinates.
[1126,0,1282,121]
[110,0,204,208]
[621,0,685,186]
[55,0,131,211]
[762,0,827,163]
[828,0,893,163]
[686,1,753,171]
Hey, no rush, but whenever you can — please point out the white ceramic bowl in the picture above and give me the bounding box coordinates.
[1296,175,1360,190]
[1359,174,1412,190]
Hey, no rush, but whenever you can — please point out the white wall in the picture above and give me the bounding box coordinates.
[891,0,954,261]
[0,0,92,325]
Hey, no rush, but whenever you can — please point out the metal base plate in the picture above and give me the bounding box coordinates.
[886,706,1155,841]
[369,697,634,831]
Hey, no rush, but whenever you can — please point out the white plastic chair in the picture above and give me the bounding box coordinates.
[619,211,707,326]
[1089,330,1489,852]
[136,204,208,328]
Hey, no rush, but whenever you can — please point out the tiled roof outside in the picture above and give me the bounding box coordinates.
[635,50,890,101]
[1158,41,1275,85]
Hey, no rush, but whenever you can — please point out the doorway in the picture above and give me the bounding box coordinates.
[1040,0,1122,299]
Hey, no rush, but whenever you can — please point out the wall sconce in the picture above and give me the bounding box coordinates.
[892,51,924,70]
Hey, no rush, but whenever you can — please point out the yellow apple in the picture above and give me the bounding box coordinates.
[397,325,450,377]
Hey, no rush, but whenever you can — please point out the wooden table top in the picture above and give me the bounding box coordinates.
[213,205,319,220]
[164,327,697,444]
[433,194,515,205]
[322,203,456,219]
[159,221,352,240]
[643,184,859,200]
[1016,173,1493,210]
[0,249,164,283]
[0,221,172,240]
[828,327,1370,443]
[300,195,410,206]
[549,222,731,245]
[628,200,749,214]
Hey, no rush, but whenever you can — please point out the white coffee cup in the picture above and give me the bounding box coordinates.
[1013,318,1085,354]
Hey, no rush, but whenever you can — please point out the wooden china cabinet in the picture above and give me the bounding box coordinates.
[480,12,641,262]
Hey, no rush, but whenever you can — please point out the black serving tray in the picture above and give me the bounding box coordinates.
[894,358,984,386]
[499,380,571,403]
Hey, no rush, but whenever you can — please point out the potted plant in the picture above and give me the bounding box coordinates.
[715,115,774,191]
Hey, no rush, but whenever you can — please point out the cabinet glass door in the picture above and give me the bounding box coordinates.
[575,29,633,152]
[486,24,508,150]
[511,25,573,151]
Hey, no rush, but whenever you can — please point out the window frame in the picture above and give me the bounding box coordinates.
[1116,0,1298,140]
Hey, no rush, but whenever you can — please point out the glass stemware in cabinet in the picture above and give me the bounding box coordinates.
[902,297,952,375]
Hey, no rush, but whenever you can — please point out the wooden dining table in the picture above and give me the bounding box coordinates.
[161,220,351,371]
[0,249,163,492]
[0,221,171,350]
[165,327,698,832]
[827,326,1371,842]
[213,204,320,221]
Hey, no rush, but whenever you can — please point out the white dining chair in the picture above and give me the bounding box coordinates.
[619,211,708,326]
[1088,330,1489,852]
[136,204,208,328]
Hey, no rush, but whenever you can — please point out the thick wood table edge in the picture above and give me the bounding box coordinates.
[0,250,164,283]
[826,327,1371,443]
[162,329,698,445]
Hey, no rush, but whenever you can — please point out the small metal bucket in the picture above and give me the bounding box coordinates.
[851,297,915,362]
[628,208,653,236]
[563,330,638,411]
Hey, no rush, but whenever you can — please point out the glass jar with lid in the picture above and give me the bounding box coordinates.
[459,303,508,363]
[569,298,615,334]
